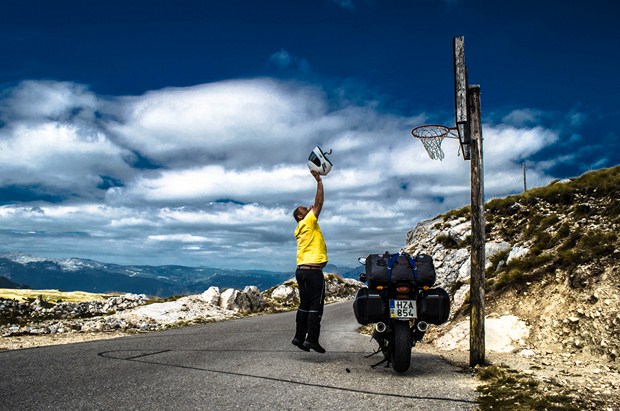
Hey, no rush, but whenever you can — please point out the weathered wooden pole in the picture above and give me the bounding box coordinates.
[522,161,528,192]
[468,84,486,367]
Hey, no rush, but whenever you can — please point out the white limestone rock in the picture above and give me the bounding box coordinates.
[507,246,529,264]
[201,286,221,305]
[219,288,240,311]
[434,315,530,353]
[271,283,298,301]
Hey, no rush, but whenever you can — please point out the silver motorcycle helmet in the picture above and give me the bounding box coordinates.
[307,146,333,176]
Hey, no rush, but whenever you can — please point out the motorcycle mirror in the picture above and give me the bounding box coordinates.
[359,273,367,282]
[358,257,366,265]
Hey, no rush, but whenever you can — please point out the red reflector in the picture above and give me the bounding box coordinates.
[396,286,410,293]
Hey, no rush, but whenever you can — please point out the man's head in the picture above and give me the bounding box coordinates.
[293,205,311,222]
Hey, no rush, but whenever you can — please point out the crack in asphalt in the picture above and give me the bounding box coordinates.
[98,349,476,405]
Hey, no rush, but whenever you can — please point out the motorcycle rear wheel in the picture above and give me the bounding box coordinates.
[391,320,413,373]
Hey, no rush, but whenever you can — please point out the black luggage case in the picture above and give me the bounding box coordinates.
[413,253,436,287]
[417,287,450,325]
[365,253,389,285]
[366,253,416,284]
[390,254,415,282]
[353,287,385,325]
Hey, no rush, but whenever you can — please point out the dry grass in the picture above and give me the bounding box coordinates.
[0,288,119,303]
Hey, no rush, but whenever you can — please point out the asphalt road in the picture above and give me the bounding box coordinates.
[0,302,478,410]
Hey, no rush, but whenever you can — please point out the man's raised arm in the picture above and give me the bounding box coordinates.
[311,170,324,218]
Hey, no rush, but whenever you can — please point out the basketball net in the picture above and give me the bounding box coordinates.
[411,125,452,161]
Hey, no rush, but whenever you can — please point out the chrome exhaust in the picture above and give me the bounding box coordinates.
[417,321,429,332]
[375,322,387,333]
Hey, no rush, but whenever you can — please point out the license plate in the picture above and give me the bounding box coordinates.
[389,299,417,319]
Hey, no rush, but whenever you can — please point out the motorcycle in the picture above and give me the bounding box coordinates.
[353,251,450,373]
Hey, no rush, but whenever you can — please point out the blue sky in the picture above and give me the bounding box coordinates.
[0,0,618,271]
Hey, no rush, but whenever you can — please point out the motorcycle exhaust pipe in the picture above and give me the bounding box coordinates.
[417,321,429,332]
[375,322,387,333]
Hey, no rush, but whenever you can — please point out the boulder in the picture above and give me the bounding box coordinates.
[242,286,264,311]
[219,288,240,311]
[271,284,298,302]
[507,246,529,264]
[448,221,472,246]
[434,315,530,353]
[201,286,221,305]
[485,242,511,269]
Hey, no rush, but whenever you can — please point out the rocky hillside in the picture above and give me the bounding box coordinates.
[404,165,619,360]
[404,165,620,409]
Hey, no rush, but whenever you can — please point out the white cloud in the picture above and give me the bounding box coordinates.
[501,108,543,126]
[108,79,326,168]
[120,165,309,204]
[0,80,98,122]
[1,122,124,167]
[157,204,287,227]
[0,81,134,199]
[148,234,210,243]
[485,126,558,163]
[0,78,567,270]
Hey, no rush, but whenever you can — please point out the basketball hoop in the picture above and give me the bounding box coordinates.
[411,124,459,161]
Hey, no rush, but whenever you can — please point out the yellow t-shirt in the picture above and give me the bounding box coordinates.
[294,210,328,266]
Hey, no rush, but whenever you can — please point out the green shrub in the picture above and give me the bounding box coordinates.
[485,222,494,234]
[530,232,555,255]
[435,234,459,249]
[486,196,515,214]
[539,214,560,230]
[524,213,544,237]
[554,222,571,239]
[493,268,525,290]
[558,249,579,267]
[558,230,582,252]
[476,365,585,410]
[443,205,470,221]
[576,231,617,259]
[573,203,592,217]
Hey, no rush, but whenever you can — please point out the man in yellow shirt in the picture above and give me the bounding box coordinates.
[291,170,328,353]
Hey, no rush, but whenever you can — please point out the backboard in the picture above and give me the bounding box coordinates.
[453,36,471,160]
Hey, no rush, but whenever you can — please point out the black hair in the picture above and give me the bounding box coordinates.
[293,206,304,222]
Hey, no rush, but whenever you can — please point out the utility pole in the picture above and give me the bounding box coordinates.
[522,162,527,192]
[468,84,485,367]
[413,37,486,367]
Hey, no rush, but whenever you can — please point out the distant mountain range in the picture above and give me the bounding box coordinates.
[0,253,360,297]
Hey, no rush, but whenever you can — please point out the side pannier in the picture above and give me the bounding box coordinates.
[416,287,450,325]
[353,287,385,325]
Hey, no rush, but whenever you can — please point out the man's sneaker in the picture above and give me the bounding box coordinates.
[292,337,310,351]
[303,340,326,353]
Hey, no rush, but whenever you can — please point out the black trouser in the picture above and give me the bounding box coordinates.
[294,268,325,343]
